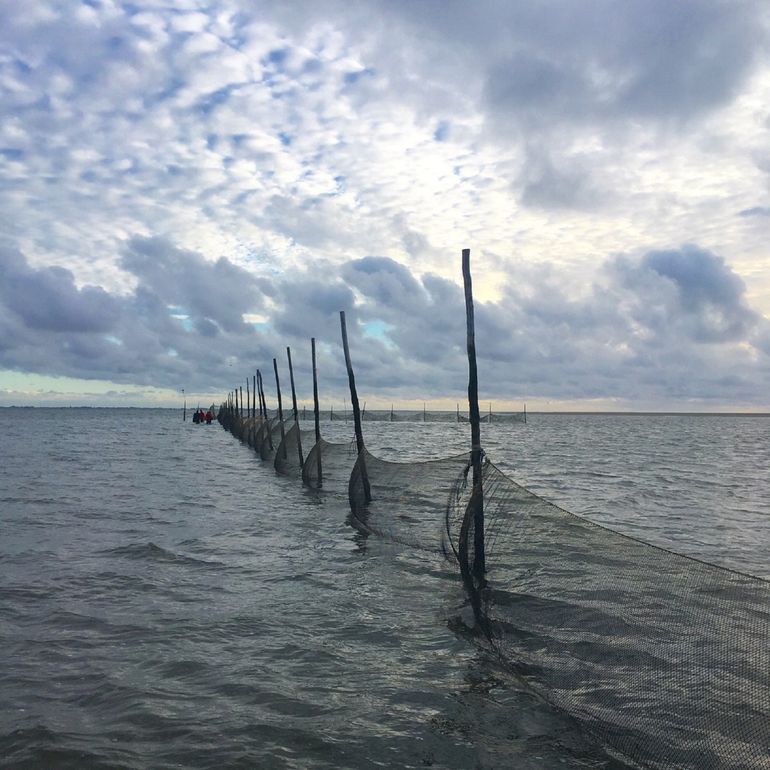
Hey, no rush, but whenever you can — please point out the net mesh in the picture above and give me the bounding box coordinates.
[452,460,770,770]
[218,408,770,769]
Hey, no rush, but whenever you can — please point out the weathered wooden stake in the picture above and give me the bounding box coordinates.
[286,346,304,467]
[273,358,287,459]
[339,310,371,503]
[183,389,186,421]
[258,369,273,450]
[462,248,485,579]
[239,386,243,421]
[253,375,256,419]
[311,337,322,487]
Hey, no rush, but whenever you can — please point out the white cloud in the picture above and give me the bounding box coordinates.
[1,0,769,406]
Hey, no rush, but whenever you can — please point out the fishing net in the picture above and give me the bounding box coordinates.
[451,459,770,770]
[217,406,769,769]
[348,449,472,551]
[274,421,316,477]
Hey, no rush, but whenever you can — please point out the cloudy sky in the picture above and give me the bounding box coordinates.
[1,0,769,410]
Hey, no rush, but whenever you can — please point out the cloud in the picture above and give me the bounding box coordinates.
[0,238,769,406]
[0,2,769,408]
[0,246,120,332]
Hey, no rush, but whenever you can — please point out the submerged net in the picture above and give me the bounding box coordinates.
[453,460,770,770]
[218,407,769,769]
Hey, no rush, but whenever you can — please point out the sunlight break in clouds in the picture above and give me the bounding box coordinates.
[0,1,769,408]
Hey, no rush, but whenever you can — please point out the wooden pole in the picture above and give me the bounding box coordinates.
[286,346,304,466]
[183,389,186,421]
[256,370,264,419]
[239,386,243,421]
[258,369,273,450]
[339,310,371,503]
[311,337,322,486]
[273,358,287,458]
[524,402,527,424]
[462,248,485,579]
[253,375,256,419]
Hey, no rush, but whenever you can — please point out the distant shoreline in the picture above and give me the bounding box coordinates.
[2,406,769,416]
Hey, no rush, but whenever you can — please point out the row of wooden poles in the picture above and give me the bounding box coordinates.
[218,249,486,579]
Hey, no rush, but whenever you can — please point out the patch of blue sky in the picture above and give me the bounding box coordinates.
[361,320,395,347]
[343,67,375,86]
[0,148,24,160]
[433,121,450,141]
[278,131,292,146]
[198,85,236,115]
[266,48,289,67]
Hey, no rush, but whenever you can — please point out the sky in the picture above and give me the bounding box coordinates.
[1,0,769,410]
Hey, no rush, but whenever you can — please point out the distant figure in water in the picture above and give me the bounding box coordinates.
[192,409,201,424]
[205,409,213,424]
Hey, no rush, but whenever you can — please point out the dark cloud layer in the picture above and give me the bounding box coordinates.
[1,238,768,406]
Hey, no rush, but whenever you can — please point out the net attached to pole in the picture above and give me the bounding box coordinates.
[274,422,317,477]
[348,448,473,552]
[448,459,770,770]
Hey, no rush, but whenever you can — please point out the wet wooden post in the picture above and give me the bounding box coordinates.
[273,358,287,459]
[423,402,426,422]
[286,346,304,467]
[457,402,460,422]
[239,386,244,422]
[340,310,371,503]
[253,375,256,420]
[182,389,186,421]
[311,337,322,486]
[258,369,273,450]
[524,402,527,424]
[256,370,264,419]
[462,248,485,579]
[390,403,394,422]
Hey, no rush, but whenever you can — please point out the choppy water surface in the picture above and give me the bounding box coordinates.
[1,408,768,768]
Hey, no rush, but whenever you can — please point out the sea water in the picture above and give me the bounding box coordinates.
[1,408,767,768]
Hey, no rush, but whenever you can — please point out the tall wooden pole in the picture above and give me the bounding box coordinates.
[258,369,273,450]
[462,248,485,579]
[183,389,186,421]
[239,386,243,421]
[257,370,265,418]
[273,358,287,458]
[340,311,371,503]
[311,337,322,486]
[286,346,304,466]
